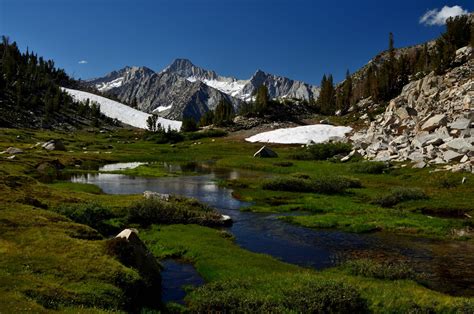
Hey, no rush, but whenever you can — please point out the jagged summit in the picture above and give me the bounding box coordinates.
[85,59,320,120]
[163,58,219,81]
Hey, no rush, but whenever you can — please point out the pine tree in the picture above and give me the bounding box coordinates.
[199,110,215,127]
[213,99,234,126]
[255,85,269,114]
[146,115,159,132]
[317,74,336,115]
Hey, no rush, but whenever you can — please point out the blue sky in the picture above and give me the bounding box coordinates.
[0,0,472,84]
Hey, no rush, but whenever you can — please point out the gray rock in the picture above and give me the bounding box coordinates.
[42,140,66,151]
[421,114,447,131]
[114,229,161,299]
[408,151,425,162]
[443,150,463,162]
[412,161,427,169]
[445,138,473,153]
[4,147,24,154]
[449,117,471,130]
[254,146,278,158]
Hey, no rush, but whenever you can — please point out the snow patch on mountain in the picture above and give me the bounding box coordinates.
[96,77,124,92]
[153,105,173,113]
[245,125,352,144]
[62,88,182,130]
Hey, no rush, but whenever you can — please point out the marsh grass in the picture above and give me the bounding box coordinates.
[373,188,428,208]
[343,258,418,281]
[262,176,361,194]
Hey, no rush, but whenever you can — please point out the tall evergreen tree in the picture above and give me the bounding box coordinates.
[255,85,269,114]
[317,74,336,115]
[213,99,234,126]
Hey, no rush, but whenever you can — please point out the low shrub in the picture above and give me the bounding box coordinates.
[54,202,117,235]
[262,177,314,192]
[262,176,361,194]
[284,280,367,313]
[373,188,428,208]
[291,142,352,161]
[185,129,227,140]
[351,161,389,174]
[126,197,224,227]
[437,176,460,189]
[147,130,184,144]
[343,258,418,281]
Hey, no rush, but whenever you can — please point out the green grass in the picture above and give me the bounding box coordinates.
[141,224,474,312]
[49,182,104,194]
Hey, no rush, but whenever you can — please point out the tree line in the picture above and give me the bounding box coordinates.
[315,15,473,116]
[0,36,116,128]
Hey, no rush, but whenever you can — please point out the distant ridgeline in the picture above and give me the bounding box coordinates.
[0,36,119,129]
[317,14,473,116]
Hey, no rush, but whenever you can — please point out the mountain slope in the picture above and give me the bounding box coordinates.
[85,66,241,120]
[162,58,320,101]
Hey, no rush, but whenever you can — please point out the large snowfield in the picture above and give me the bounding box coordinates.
[245,124,353,144]
[62,88,182,130]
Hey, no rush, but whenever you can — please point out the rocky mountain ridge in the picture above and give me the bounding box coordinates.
[85,59,320,120]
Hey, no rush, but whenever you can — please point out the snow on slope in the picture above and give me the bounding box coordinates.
[96,77,124,92]
[186,76,249,99]
[245,125,352,144]
[62,88,182,130]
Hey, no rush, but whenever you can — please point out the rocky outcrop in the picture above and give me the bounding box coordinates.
[108,229,161,309]
[350,47,473,173]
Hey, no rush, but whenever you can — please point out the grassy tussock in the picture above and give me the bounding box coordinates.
[343,258,418,281]
[126,197,225,227]
[373,188,428,208]
[262,176,361,194]
[351,161,390,174]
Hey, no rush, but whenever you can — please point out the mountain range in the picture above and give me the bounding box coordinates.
[86,59,320,120]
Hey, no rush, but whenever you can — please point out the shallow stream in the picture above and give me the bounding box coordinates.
[71,163,474,301]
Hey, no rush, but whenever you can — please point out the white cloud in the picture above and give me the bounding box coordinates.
[419,5,469,26]
[78,60,88,64]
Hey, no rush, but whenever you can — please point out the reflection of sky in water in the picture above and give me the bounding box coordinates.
[72,165,474,296]
[98,162,146,171]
